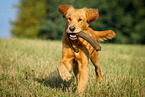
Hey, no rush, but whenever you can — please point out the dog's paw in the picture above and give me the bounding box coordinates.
[59,69,72,81]
[76,88,84,97]
[57,62,72,81]
[97,76,103,83]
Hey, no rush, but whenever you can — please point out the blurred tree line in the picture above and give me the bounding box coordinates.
[11,0,145,44]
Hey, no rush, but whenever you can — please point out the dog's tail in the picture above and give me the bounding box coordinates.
[93,30,116,42]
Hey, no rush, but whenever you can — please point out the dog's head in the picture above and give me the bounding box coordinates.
[58,5,99,40]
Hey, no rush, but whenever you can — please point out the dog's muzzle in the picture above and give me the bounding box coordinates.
[67,33,78,40]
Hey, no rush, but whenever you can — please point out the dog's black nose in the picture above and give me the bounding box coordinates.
[69,26,76,32]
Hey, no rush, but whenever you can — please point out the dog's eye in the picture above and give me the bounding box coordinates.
[68,18,71,21]
[78,19,82,21]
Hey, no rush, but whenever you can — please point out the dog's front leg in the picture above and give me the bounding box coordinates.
[75,52,89,96]
[57,47,74,81]
[58,61,72,81]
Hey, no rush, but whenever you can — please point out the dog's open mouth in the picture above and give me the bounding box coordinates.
[67,33,78,40]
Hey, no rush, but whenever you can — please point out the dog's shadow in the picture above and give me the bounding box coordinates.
[35,70,76,92]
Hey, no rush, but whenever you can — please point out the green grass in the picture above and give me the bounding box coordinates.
[0,38,144,97]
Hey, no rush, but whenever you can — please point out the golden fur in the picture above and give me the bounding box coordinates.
[57,5,116,96]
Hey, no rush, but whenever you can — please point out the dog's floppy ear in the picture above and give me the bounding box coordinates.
[58,5,71,17]
[86,9,99,23]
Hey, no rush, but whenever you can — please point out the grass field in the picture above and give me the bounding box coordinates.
[0,38,144,97]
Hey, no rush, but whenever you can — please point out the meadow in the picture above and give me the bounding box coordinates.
[0,38,144,97]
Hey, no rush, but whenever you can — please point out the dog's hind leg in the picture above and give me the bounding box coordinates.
[73,59,79,82]
[90,51,103,82]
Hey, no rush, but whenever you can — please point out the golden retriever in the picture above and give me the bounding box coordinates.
[57,5,116,96]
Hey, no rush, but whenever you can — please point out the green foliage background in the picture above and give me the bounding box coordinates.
[11,0,145,44]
